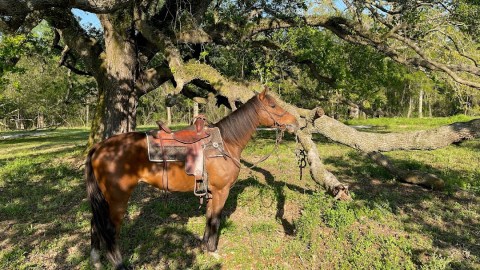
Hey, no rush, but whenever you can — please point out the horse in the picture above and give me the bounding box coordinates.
[85,89,299,269]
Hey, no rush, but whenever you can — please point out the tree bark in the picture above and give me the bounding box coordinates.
[88,88,105,147]
[418,89,423,118]
[428,94,433,117]
[167,107,172,125]
[193,102,199,118]
[85,104,89,127]
[95,13,139,139]
[314,116,480,153]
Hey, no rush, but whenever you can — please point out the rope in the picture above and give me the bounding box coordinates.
[294,134,308,181]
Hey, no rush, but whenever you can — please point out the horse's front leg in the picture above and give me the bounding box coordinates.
[203,187,230,252]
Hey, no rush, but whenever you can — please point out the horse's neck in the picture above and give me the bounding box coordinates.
[224,123,258,158]
[216,104,261,158]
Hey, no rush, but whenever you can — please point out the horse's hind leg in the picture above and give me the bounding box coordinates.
[87,169,134,269]
[105,190,134,270]
[203,187,230,252]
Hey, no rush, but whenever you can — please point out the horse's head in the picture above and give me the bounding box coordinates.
[256,87,299,133]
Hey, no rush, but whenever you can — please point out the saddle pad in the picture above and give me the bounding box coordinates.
[146,127,225,162]
[203,127,225,158]
[147,145,189,162]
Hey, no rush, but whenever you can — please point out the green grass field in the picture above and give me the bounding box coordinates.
[1,117,479,269]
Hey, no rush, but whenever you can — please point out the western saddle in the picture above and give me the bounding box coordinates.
[146,115,224,199]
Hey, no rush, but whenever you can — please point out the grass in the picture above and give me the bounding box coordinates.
[0,117,479,269]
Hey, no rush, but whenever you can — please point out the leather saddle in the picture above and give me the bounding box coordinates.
[147,115,212,197]
[153,115,209,144]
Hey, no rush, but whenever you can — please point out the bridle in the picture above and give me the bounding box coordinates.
[219,94,288,170]
[256,95,288,130]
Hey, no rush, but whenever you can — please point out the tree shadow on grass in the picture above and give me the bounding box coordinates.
[0,146,92,269]
[116,162,317,268]
[119,184,222,269]
[119,163,316,268]
[228,160,315,235]
[323,151,480,269]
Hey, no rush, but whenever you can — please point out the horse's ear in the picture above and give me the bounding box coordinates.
[259,86,269,100]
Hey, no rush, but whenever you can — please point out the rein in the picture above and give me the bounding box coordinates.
[245,127,285,169]
[219,124,286,170]
[215,94,288,170]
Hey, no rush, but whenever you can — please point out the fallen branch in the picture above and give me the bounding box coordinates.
[313,116,480,152]
[367,152,444,190]
[310,115,480,189]
[296,129,351,200]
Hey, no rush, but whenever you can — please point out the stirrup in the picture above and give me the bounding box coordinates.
[194,179,208,197]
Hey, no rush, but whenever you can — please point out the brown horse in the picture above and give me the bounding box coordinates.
[85,89,299,269]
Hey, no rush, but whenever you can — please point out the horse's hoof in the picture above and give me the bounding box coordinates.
[90,249,102,270]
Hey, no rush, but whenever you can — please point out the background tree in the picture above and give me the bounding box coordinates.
[1,0,480,199]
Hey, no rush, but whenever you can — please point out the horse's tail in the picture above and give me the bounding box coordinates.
[85,145,118,262]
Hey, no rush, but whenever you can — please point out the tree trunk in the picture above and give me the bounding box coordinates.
[418,89,423,118]
[88,13,139,143]
[86,104,89,127]
[407,96,413,118]
[88,88,105,147]
[167,107,172,125]
[428,94,433,117]
[37,112,44,129]
[193,102,199,118]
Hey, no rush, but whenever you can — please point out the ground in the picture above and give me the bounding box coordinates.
[0,117,479,269]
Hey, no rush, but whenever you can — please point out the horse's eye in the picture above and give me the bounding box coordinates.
[269,104,276,108]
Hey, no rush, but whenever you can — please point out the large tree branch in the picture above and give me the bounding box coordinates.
[44,9,103,75]
[313,116,480,153]
[57,45,93,76]
[297,128,351,200]
[368,151,444,189]
[151,0,212,28]
[0,0,132,16]
[240,14,480,90]
[317,17,480,89]
[390,33,480,88]
[310,115,480,189]
[135,65,173,95]
[251,39,336,86]
[177,12,480,92]
[0,10,42,33]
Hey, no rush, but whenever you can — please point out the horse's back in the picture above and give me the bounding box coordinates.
[93,132,147,166]
[91,132,195,192]
[90,131,239,193]
[91,132,148,191]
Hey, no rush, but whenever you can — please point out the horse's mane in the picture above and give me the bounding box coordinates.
[214,95,261,147]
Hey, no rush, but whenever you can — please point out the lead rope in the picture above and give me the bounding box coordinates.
[294,134,307,182]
